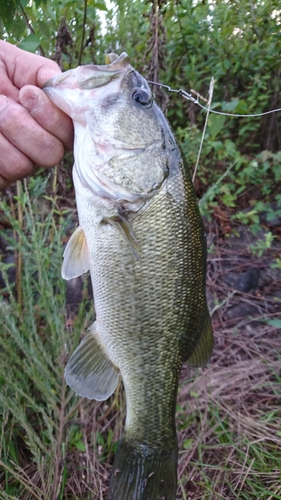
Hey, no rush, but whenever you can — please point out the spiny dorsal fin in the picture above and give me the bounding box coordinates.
[65,323,119,400]
[61,226,90,280]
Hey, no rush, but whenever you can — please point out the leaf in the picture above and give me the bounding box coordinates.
[222,99,240,112]
[266,319,281,329]
[221,193,236,208]
[75,440,86,452]
[208,114,226,139]
[7,15,26,39]
[0,0,21,29]
[18,34,41,53]
[176,403,184,412]
[183,438,193,450]
[90,1,108,10]
[35,0,45,7]
[36,20,50,40]
[259,150,272,163]
[234,99,249,114]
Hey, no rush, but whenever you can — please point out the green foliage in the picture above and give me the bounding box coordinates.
[68,426,86,452]
[0,0,107,65]
[180,120,281,244]
[95,429,118,462]
[0,179,89,497]
[1,0,280,201]
[266,318,281,329]
[0,2,280,497]
[18,33,42,52]
[0,0,21,30]
[1,0,280,145]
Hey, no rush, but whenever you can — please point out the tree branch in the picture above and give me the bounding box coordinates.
[78,0,88,66]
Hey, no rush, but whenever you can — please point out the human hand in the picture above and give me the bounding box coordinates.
[0,40,74,189]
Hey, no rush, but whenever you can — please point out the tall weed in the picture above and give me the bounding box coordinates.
[0,178,87,499]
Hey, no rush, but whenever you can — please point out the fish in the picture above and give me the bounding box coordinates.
[43,53,213,500]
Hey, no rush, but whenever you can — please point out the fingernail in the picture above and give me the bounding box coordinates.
[0,95,9,111]
[20,88,45,114]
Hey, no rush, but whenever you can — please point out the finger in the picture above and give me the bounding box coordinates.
[19,85,73,151]
[0,40,61,99]
[0,132,34,188]
[0,95,65,168]
[0,175,11,190]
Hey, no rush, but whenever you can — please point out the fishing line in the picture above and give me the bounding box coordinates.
[147,80,281,118]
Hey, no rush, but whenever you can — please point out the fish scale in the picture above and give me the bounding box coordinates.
[43,52,213,500]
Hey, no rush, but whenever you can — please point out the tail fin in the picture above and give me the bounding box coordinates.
[109,436,178,500]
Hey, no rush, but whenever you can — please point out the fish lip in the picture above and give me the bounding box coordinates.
[77,66,124,90]
[113,146,145,153]
[43,77,55,89]
[43,57,130,91]
[43,70,76,89]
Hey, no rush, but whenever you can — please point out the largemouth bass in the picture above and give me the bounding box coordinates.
[44,53,213,500]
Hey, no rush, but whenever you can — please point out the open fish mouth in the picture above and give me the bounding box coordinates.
[43,53,131,120]
[44,65,123,91]
[43,52,130,93]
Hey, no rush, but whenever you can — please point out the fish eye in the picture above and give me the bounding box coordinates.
[131,88,152,108]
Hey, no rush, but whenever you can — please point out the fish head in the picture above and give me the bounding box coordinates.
[43,53,131,125]
[44,54,169,205]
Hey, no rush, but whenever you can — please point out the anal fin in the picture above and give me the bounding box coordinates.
[65,324,119,400]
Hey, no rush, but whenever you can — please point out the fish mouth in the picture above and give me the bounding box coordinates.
[43,53,131,120]
[43,67,123,93]
[43,53,130,91]
[43,71,72,88]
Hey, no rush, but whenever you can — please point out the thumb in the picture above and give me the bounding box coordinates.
[37,67,61,89]
[19,85,48,114]
[19,85,74,151]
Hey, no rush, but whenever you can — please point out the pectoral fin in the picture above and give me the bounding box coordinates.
[185,313,214,367]
[65,324,119,400]
[103,213,140,258]
[62,226,90,280]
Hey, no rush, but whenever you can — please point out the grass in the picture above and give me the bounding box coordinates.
[0,176,280,499]
[177,325,281,499]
